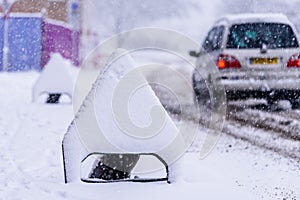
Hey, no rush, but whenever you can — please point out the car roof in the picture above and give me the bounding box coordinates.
[215,13,292,26]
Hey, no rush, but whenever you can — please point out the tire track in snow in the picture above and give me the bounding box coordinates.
[228,109,300,141]
[278,110,300,122]
[165,103,300,162]
[223,120,300,161]
[0,105,36,199]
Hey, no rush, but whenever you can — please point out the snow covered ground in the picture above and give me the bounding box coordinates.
[0,68,299,199]
[1,0,300,199]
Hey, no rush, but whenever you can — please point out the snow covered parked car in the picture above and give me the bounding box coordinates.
[190,13,300,109]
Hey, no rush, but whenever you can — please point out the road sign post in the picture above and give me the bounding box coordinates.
[1,0,16,71]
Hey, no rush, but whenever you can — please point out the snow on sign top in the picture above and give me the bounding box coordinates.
[215,13,291,26]
[32,53,78,103]
[62,49,184,183]
[69,49,182,155]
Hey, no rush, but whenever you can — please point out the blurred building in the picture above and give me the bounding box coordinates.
[0,0,73,22]
[0,0,81,71]
[13,0,68,22]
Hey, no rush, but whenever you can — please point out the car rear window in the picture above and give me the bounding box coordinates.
[226,23,299,49]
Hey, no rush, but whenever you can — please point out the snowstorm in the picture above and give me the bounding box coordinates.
[0,0,299,199]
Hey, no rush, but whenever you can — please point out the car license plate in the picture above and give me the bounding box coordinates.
[250,57,279,65]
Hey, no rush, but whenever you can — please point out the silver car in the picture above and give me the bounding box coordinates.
[190,13,300,109]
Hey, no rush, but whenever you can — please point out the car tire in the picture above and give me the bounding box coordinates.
[192,71,212,109]
[194,89,211,108]
[267,98,279,110]
[291,100,300,110]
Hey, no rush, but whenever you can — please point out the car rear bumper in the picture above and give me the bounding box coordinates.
[193,70,300,101]
[218,78,300,91]
[225,89,300,101]
[216,70,300,91]
[217,77,300,100]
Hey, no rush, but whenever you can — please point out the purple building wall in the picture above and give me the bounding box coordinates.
[42,21,80,67]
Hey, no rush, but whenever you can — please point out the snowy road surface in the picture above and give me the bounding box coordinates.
[0,72,299,199]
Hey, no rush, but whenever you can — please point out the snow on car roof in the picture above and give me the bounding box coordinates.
[215,13,291,25]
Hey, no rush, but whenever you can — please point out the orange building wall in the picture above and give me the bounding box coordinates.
[8,0,68,22]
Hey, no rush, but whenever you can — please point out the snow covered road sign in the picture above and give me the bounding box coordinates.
[62,49,184,184]
[32,53,77,104]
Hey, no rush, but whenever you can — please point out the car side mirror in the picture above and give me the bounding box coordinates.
[189,50,200,58]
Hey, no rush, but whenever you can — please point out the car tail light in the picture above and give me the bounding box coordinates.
[217,54,241,69]
[287,54,300,67]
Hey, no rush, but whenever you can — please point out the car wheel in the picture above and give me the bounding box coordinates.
[267,98,279,110]
[291,100,300,109]
[192,71,212,109]
[194,88,211,108]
